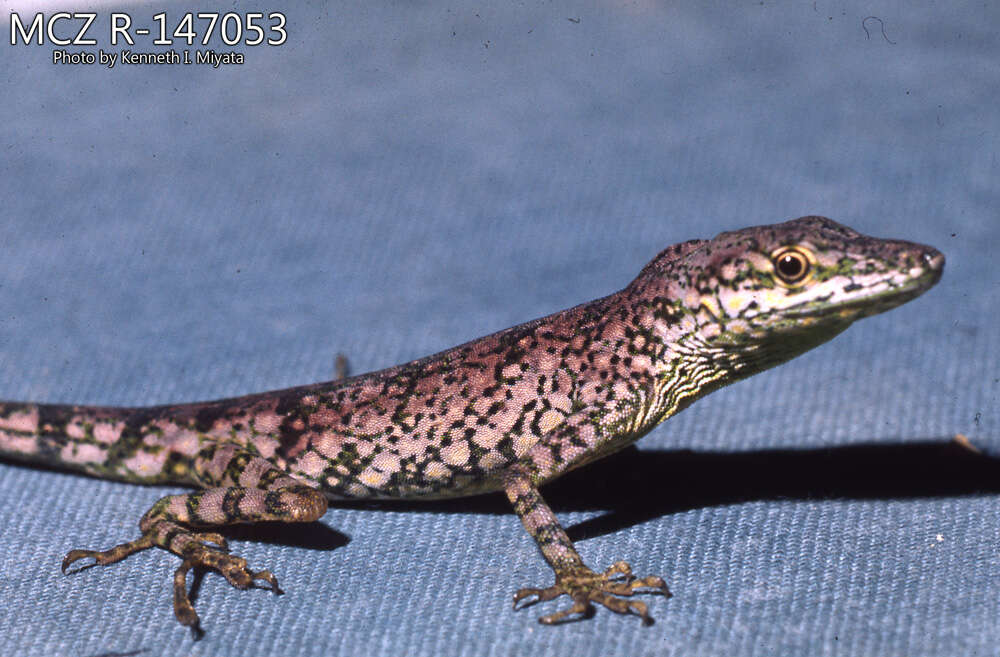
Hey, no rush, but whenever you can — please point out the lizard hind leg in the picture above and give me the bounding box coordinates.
[61,453,328,629]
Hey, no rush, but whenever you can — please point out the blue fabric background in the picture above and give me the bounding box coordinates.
[1,1,997,655]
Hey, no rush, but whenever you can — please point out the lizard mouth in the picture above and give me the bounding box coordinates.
[785,256,944,323]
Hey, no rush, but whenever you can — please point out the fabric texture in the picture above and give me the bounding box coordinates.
[1,1,997,655]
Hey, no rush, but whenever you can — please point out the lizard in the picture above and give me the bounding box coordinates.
[0,216,944,629]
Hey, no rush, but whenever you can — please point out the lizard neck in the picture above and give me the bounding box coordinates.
[612,271,853,432]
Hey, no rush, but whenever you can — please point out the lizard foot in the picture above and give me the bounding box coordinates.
[513,561,671,625]
[61,522,280,628]
[171,544,282,628]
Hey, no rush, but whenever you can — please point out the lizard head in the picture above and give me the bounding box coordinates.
[632,215,944,372]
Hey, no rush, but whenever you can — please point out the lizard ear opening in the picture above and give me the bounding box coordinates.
[771,247,813,286]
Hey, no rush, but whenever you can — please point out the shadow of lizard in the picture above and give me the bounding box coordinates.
[333,437,1000,544]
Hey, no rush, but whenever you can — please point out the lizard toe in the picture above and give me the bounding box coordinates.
[515,561,670,625]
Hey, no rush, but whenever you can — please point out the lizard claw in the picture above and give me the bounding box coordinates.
[62,533,156,572]
[513,561,671,625]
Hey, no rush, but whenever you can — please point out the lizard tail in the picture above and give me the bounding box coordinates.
[0,400,185,484]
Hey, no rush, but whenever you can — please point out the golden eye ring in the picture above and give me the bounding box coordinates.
[771,247,813,286]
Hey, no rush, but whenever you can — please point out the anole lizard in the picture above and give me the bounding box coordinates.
[0,216,944,628]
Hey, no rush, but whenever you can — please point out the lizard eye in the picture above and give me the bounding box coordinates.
[771,247,812,286]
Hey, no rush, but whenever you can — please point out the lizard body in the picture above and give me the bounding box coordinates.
[0,216,943,628]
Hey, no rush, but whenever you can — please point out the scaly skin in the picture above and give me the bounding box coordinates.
[0,216,944,629]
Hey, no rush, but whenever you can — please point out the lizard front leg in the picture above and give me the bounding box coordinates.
[501,422,670,625]
[62,446,327,629]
